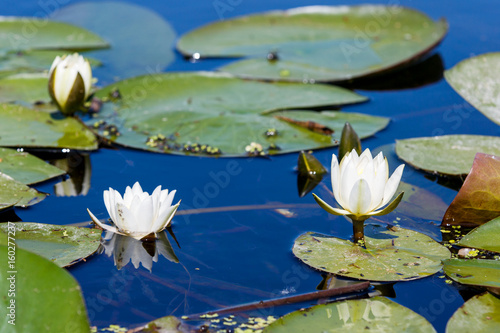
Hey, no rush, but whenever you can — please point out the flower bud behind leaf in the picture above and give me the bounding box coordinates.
[48,53,92,116]
[338,122,361,162]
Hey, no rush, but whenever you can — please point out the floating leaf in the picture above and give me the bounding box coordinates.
[0,73,49,105]
[0,242,90,332]
[263,296,436,333]
[442,153,500,227]
[0,103,98,150]
[445,52,500,126]
[446,292,500,333]
[458,217,500,253]
[50,1,177,81]
[396,181,449,221]
[0,173,45,208]
[177,5,447,82]
[293,224,450,281]
[0,17,108,52]
[133,316,186,333]
[0,147,65,185]
[85,72,385,156]
[297,151,327,197]
[443,258,500,288]
[395,135,500,176]
[0,222,102,267]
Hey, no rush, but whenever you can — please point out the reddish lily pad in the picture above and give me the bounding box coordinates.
[442,153,500,227]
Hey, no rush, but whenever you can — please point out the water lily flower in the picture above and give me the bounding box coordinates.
[48,53,92,116]
[87,182,180,240]
[313,149,404,244]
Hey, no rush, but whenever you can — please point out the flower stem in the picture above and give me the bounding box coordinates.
[351,217,368,246]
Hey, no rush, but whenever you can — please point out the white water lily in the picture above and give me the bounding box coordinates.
[87,182,180,240]
[313,149,404,219]
[48,53,92,116]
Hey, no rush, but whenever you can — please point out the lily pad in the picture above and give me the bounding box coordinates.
[0,147,65,184]
[0,243,90,332]
[0,16,108,52]
[177,5,448,82]
[446,292,500,333]
[263,296,436,333]
[442,153,500,227]
[133,316,186,332]
[0,222,102,267]
[51,1,177,82]
[445,53,500,126]
[0,73,49,104]
[396,181,449,221]
[395,135,500,176]
[293,224,450,281]
[458,217,500,253]
[85,72,385,156]
[443,258,500,288]
[0,173,45,208]
[0,103,98,150]
[0,50,101,78]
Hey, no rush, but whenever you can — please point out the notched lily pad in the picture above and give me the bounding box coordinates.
[132,315,186,333]
[0,103,98,150]
[84,72,387,156]
[395,135,500,176]
[263,296,436,333]
[293,224,450,281]
[0,222,102,267]
[443,258,500,289]
[177,5,447,82]
[442,153,500,227]
[458,216,500,253]
[0,172,45,208]
[0,147,65,185]
[446,292,500,333]
[445,52,500,126]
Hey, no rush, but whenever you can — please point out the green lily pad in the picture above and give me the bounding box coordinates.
[0,222,102,267]
[0,50,101,78]
[0,73,49,104]
[446,292,500,333]
[395,135,500,176]
[0,173,45,208]
[0,242,90,332]
[263,296,436,333]
[85,72,385,156]
[0,147,65,185]
[0,16,108,53]
[443,258,500,288]
[445,53,500,126]
[0,103,98,150]
[133,316,186,332]
[458,217,500,253]
[442,153,500,227]
[177,5,447,82]
[293,225,450,281]
[51,1,177,81]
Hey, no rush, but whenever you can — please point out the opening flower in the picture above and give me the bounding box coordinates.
[87,182,180,240]
[48,53,92,116]
[313,149,404,219]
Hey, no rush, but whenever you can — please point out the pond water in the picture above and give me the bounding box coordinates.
[3,0,500,332]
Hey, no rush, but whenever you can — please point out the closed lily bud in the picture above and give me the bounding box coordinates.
[338,122,361,161]
[48,53,92,116]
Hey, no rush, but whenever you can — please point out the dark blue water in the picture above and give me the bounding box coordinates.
[3,0,500,331]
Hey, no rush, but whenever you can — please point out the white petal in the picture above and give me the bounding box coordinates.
[160,190,176,214]
[368,157,388,211]
[137,195,155,233]
[123,185,134,207]
[340,157,360,210]
[381,164,405,206]
[115,202,137,233]
[132,182,143,196]
[152,202,180,232]
[348,178,372,216]
[87,208,120,234]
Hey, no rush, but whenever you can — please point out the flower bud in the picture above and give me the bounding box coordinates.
[48,53,92,116]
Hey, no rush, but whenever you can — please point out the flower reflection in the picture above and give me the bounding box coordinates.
[100,230,179,271]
